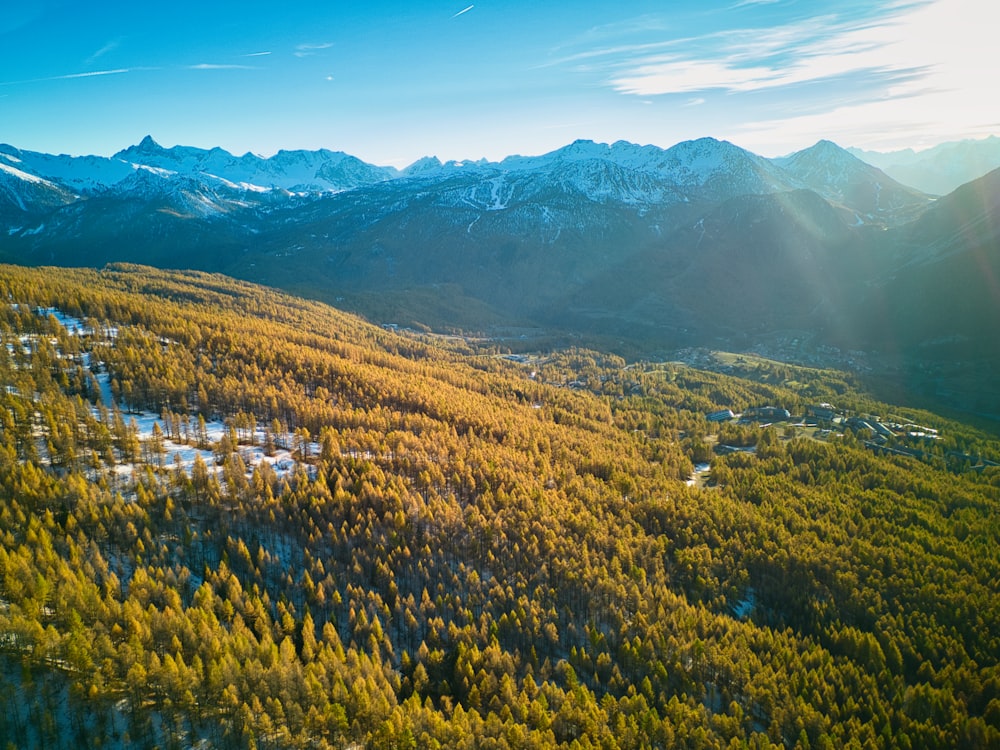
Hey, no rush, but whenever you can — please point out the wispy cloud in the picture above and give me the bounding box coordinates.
[56,69,132,80]
[543,15,675,66]
[295,42,334,58]
[536,0,991,154]
[607,9,926,97]
[243,51,272,57]
[451,5,474,19]
[539,39,686,71]
[0,68,132,86]
[729,0,781,8]
[85,39,121,67]
[706,0,996,152]
[566,15,672,47]
[187,64,257,71]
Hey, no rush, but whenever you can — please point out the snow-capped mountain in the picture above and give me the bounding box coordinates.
[0,134,922,226]
[776,140,931,226]
[113,136,400,193]
[104,167,267,218]
[0,134,944,297]
[0,136,399,202]
[0,134,840,332]
[0,143,135,196]
[2,133,998,422]
[2,132,997,421]
[0,154,78,218]
[395,137,805,208]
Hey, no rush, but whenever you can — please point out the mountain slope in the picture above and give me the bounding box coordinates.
[776,140,931,226]
[219,138,813,329]
[830,168,1000,418]
[0,142,136,195]
[2,133,996,413]
[114,135,400,192]
[0,136,821,332]
[548,188,873,344]
[849,135,1000,195]
[495,137,806,204]
[0,157,78,218]
[856,167,1000,352]
[0,263,997,748]
[0,136,399,197]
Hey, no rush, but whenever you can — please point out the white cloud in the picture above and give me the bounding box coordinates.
[722,0,999,151]
[614,58,784,95]
[55,69,131,80]
[608,9,921,96]
[86,39,121,67]
[601,0,995,149]
[295,42,334,58]
[451,5,474,19]
[0,68,132,86]
[3,61,258,90]
[188,64,256,71]
[729,0,781,8]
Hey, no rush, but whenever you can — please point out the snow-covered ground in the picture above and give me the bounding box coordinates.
[36,306,94,336]
[27,306,317,483]
[686,462,711,487]
[732,590,756,620]
[119,408,307,482]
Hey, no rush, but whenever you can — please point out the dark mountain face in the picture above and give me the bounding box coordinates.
[775,140,932,226]
[217,166,712,326]
[895,167,1000,259]
[814,168,1000,418]
[541,189,878,346]
[852,168,1000,355]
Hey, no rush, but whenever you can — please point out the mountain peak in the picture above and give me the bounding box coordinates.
[402,156,445,175]
[776,139,930,225]
[778,140,866,170]
[137,135,164,152]
[550,140,608,160]
[113,136,173,162]
[813,138,842,149]
[805,139,857,159]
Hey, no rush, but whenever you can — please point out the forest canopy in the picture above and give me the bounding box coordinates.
[0,263,997,749]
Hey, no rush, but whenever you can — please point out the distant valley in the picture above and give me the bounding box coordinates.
[1,134,999,418]
[849,136,1000,195]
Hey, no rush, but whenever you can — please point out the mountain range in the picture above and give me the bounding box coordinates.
[1,134,998,417]
[849,136,1000,195]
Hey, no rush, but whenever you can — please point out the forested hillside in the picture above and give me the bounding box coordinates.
[0,264,998,749]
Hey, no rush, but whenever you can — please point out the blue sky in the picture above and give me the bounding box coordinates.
[1,0,995,167]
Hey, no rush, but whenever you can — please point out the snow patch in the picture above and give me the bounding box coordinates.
[732,589,755,619]
[0,160,54,186]
[487,177,510,210]
[686,462,711,487]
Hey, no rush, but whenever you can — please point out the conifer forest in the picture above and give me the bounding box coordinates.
[0,264,997,749]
